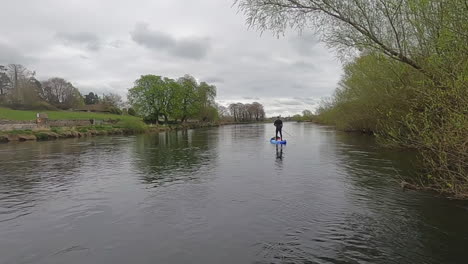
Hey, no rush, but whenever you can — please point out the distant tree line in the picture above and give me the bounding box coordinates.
[0,63,270,125]
[292,110,313,122]
[228,102,265,122]
[0,64,131,115]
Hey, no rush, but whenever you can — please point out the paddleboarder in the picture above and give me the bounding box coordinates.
[274,116,283,140]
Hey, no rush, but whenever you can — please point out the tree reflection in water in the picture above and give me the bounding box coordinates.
[133,129,217,187]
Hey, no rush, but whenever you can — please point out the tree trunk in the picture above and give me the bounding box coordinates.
[155,112,159,125]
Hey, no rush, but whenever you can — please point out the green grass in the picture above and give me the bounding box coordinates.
[0,129,33,135]
[0,107,141,122]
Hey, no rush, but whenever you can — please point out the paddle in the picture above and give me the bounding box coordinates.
[282,129,294,138]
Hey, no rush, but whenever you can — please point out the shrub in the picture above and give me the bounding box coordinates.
[127,107,137,116]
[6,101,58,111]
[117,119,148,133]
[109,107,122,115]
[35,132,50,141]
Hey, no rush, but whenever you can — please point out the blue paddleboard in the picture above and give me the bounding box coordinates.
[270,139,287,144]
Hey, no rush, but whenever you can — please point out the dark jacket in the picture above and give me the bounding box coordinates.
[274,119,283,128]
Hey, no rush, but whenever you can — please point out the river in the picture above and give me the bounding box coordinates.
[0,123,467,264]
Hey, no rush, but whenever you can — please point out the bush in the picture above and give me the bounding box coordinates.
[109,107,123,115]
[5,101,58,111]
[35,132,50,141]
[117,119,148,133]
[127,107,137,116]
[198,105,219,122]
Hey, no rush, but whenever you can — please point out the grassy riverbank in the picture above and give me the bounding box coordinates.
[0,118,220,143]
[0,107,141,121]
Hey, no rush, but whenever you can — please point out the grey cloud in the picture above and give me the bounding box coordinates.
[242,96,260,100]
[292,61,317,70]
[131,24,175,49]
[171,37,210,60]
[203,77,224,83]
[109,40,125,48]
[298,97,320,104]
[0,42,32,64]
[290,33,320,56]
[130,23,210,60]
[56,32,100,51]
[291,83,307,90]
[274,98,305,106]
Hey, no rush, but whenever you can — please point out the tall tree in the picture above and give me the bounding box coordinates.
[216,104,230,119]
[177,74,199,123]
[251,102,265,121]
[102,93,123,108]
[0,65,11,101]
[197,81,217,121]
[302,110,312,117]
[41,78,83,109]
[162,77,183,123]
[197,82,216,107]
[84,92,100,105]
[128,75,168,124]
[5,64,37,104]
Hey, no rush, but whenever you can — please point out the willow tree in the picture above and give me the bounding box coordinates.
[177,74,200,123]
[128,75,169,124]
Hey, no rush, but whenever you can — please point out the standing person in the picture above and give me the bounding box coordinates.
[274,116,283,140]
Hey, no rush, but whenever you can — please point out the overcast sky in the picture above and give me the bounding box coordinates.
[0,0,343,116]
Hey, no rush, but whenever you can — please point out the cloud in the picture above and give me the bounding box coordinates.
[56,32,100,51]
[290,33,320,56]
[108,40,125,49]
[130,23,211,60]
[292,61,317,70]
[203,76,224,83]
[130,24,175,49]
[274,98,304,106]
[0,42,32,64]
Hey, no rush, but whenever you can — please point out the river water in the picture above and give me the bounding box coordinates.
[0,123,467,264]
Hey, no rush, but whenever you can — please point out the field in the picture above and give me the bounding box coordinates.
[0,107,141,121]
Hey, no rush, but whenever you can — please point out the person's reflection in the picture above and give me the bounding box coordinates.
[275,144,284,170]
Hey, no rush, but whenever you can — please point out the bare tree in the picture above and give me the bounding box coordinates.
[251,102,265,121]
[0,66,11,100]
[102,93,123,108]
[216,104,231,119]
[5,64,36,103]
[302,109,312,117]
[229,102,266,122]
[41,78,83,109]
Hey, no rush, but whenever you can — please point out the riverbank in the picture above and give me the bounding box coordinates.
[306,119,468,199]
[0,107,141,122]
[0,122,220,144]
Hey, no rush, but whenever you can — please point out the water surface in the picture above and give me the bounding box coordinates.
[1,123,467,264]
